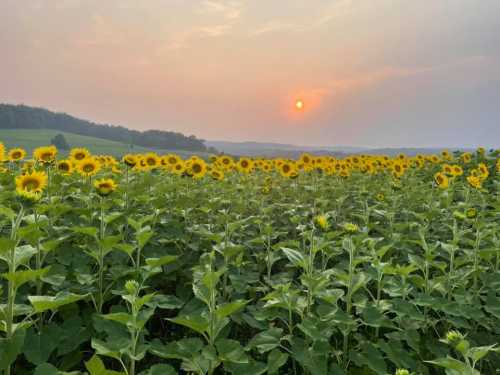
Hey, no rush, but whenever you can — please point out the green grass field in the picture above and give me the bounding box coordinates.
[0,129,210,158]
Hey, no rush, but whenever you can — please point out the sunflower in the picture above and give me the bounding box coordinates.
[465,207,477,219]
[15,170,48,200]
[315,215,329,230]
[0,142,5,162]
[279,161,296,178]
[450,165,463,177]
[210,169,224,181]
[123,154,138,168]
[77,157,101,177]
[467,175,482,189]
[162,154,181,169]
[70,148,90,162]
[477,163,489,179]
[143,153,160,170]
[8,148,26,162]
[237,158,253,174]
[171,161,186,175]
[434,172,449,189]
[461,152,472,164]
[94,178,118,196]
[33,146,57,165]
[188,159,207,178]
[57,160,74,175]
[343,222,359,233]
[376,193,385,202]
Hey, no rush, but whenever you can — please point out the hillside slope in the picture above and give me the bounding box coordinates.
[0,129,210,158]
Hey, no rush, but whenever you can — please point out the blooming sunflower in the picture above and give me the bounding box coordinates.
[57,160,74,175]
[467,175,482,189]
[279,161,296,178]
[143,153,160,170]
[33,146,57,165]
[434,172,449,189]
[0,142,5,162]
[123,154,138,168]
[188,159,207,179]
[77,157,101,177]
[94,178,118,196]
[171,161,186,175]
[315,215,329,230]
[15,170,48,200]
[237,158,253,174]
[70,148,90,162]
[8,148,26,162]
[210,169,224,181]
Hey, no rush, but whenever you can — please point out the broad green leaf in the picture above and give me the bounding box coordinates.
[267,349,288,374]
[29,292,87,313]
[145,255,178,269]
[215,300,248,320]
[0,328,26,370]
[247,328,283,353]
[216,339,248,364]
[3,267,50,289]
[85,354,125,375]
[281,247,306,269]
[168,314,209,336]
[144,364,177,375]
[34,363,59,375]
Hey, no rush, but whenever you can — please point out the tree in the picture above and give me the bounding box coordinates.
[51,133,70,150]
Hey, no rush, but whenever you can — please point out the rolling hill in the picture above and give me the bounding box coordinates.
[0,129,211,158]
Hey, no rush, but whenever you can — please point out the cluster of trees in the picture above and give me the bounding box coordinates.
[0,104,210,152]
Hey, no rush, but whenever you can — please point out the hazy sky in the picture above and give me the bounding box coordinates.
[1,0,500,148]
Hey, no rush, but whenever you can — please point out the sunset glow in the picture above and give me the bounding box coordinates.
[1,1,499,147]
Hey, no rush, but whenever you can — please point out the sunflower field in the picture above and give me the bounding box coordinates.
[0,142,499,375]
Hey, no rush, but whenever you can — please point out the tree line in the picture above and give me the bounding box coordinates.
[0,104,211,152]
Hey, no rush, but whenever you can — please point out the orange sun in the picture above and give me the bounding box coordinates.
[295,99,304,110]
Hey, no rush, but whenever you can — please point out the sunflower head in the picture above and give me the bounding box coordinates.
[15,170,48,201]
[33,146,57,165]
[343,222,359,233]
[434,172,449,189]
[77,157,101,177]
[465,207,477,219]
[210,169,224,181]
[123,154,138,167]
[94,178,118,197]
[8,148,27,162]
[188,159,207,178]
[315,215,329,230]
[0,142,5,162]
[395,370,410,375]
[57,160,74,175]
[467,175,482,189]
[70,148,90,162]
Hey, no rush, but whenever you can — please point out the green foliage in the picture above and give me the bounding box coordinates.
[0,148,499,374]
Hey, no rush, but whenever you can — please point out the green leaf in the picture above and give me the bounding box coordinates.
[0,328,26,370]
[85,354,125,375]
[137,230,153,250]
[34,363,59,375]
[144,364,177,375]
[215,300,248,320]
[145,255,178,269]
[0,237,16,256]
[467,345,497,362]
[100,313,132,327]
[0,206,16,221]
[29,292,87,313]
[281,247,306,269]
[216,339,248,364]
[267,349,288,374]
[167,314,209,336]
[247,328,283,354]
[23,325,62,365]
[71,226,98,238]
[426,357,467,372]
[3,267,50,290]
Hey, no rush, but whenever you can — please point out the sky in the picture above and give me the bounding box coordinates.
[1,0,500,148]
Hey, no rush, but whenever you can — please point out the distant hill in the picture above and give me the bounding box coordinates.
[0,129,211,158]
[206,140,365,158]
[0,104,213,153]
[207,140,471,158]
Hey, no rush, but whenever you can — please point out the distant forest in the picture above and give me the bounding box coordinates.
[0,104,211,152]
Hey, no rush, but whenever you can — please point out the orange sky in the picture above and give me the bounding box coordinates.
[1,0,500,147]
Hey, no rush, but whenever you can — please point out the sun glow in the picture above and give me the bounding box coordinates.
[295,99,304,110]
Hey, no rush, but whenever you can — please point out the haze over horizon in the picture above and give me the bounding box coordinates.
[1,0,500,149]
